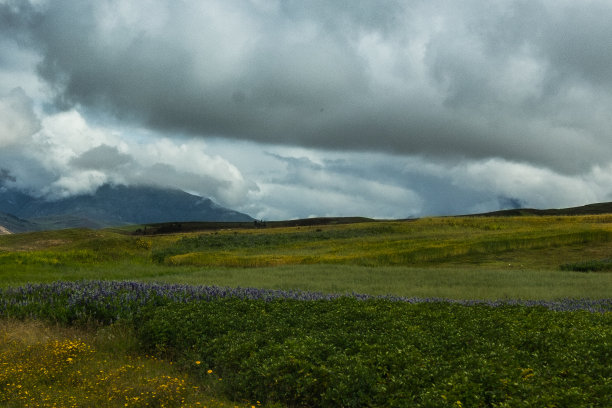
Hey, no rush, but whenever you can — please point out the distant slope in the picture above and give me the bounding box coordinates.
[0,184,253,230]
[0,211,38,234]
[132,216,377,235]
[475,202,612,217]
[0,188,33,217]
[27,215,107,230]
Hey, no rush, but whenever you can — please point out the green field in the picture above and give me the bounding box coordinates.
[2,215,612,297]
[1,215,611,406]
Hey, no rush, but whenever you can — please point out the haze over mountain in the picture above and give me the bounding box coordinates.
[0,184,253,232]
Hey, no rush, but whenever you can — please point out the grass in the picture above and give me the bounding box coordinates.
[1,215,611,298]
[148,216,612,268]
[1,214,611,406]
[2,263,611,299]
[143,264,612,300]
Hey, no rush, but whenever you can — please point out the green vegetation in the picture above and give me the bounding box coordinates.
[1,289,611,407]
[149,216,612,268]
[561,258,612,272]
[138,298,611,407]
[1,214,612,406]
[1,215,612,298]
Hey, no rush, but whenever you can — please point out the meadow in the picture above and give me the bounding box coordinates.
[1,215,611,406]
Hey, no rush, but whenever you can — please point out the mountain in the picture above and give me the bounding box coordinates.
[0,188,33,217]
[0,211,38,234]
[0,184,252,231]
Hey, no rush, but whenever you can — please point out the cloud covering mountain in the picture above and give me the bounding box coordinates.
[0,183,253,230]
[1,0,612,219]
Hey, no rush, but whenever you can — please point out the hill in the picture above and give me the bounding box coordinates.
[132,216,377,235]
[475,201,612,216]
[0,184,252,231]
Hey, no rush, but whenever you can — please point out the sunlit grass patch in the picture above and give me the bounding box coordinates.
[149,216,612,268]
[166,252,319,267]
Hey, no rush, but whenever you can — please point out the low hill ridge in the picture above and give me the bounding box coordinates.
[475,202,612,217]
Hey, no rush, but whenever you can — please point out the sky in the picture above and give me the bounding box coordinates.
[1,0,612,220]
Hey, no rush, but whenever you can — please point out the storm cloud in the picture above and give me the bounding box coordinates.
[1,0,612,219]
[0,91,253,203]
[2,0,611,174]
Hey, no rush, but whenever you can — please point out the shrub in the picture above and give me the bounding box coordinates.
[561,258,612,272]
[136,298,612,407]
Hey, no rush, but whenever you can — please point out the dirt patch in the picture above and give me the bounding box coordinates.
[0,239,69,251]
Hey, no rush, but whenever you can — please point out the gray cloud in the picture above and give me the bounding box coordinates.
[0,168,16,186]
[2,0,612,220]
[70,144,132,170]
[0,87,40,147]
[0,93,255,204]
[223,146,612,220]
[2,0,611,175]
[243,152,423,220]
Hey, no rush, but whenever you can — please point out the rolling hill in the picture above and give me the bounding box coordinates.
[475,201,612,216]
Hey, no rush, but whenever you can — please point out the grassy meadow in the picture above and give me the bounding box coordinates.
[1,215,612,297]
[1,214,612,406]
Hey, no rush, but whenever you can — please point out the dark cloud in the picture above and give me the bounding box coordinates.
[70,144,132,170]
[2,0,612,220]
[498,196,526,211]
[0,168,16,185]
[3,0,612,175]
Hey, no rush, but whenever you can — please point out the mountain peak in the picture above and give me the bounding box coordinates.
[0,184,252,230]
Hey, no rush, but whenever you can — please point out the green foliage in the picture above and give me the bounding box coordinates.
[2,215,612,406]
[136,299,612,407]
[3,215,612,299]
[561,258,612,272]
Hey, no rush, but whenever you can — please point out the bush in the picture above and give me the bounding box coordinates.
[136,299,612,407]
[561,258,612,272]
[2,281,611,407]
